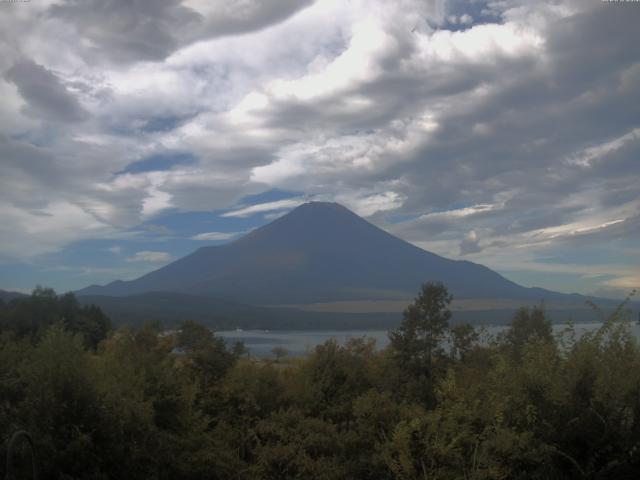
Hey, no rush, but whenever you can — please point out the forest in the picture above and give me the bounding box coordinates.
[1,284,639,479]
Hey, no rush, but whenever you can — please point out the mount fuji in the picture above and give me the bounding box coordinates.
[78,202,582,306]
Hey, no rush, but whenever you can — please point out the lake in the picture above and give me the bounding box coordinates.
[217,321,640,358]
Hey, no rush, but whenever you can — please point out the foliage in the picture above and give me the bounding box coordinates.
[1,286,640,479]
[388,282,454,404]
[0,287,110,348]
[449,323,479,361]
[498,304,553,358]
[389,282,453,369]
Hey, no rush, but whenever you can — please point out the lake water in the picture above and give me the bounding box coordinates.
[217,322,640,358]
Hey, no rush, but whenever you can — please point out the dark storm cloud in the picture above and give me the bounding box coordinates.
[48,0,315,64]
[5,59,88,123]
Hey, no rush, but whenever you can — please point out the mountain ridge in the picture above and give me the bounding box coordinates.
[0,289,29,302]
[76,202,590,305]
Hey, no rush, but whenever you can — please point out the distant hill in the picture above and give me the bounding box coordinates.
[77,202,586,305]
[78,291,617,330]
[0,289,28,302]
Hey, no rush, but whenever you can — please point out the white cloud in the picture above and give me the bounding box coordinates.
[191,231,241,241]
[222,198,305,218]
[565,128,640,168]
[107,246,122,255]
[459,14,473,26]
[0,0,639,296]
[141,189,173,218]
[460,230,481,255]
[527,218,626,242]
[335,191,406,217]
[267,16,391,102]
[418,203,499,222]
[0,201,114,260]
[125,251,172,263]
[417,22,543,64]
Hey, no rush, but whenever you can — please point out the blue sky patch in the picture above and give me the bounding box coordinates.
[117,152,197,175]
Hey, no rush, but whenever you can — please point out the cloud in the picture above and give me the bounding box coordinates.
[460,230,481,255]
[48,0,315,64]
[191,231,241,241]
[0,200,114,260]
[125,251,172,263]
[107,246,122,255]
[185,0,316,39]
[49,0,199,64]
[222,198,305,218]
[0,0,639,296]
[5,58,88,122]
[527,219,627,243]
[334,191,406,217]
[419,204,500,223]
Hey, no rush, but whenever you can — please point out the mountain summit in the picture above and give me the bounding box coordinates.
[78,202,574,304]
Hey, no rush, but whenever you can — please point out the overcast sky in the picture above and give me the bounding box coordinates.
[0,0,638,298]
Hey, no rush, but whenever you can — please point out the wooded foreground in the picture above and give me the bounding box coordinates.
[1,284,638,479]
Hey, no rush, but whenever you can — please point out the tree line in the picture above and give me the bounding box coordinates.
[1,283,639,479]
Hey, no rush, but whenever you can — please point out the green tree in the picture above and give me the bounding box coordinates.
[16,324,107,479]
[252,408,348,480]
[294,338,377,423]
[389,282,452,387]
[449,323,479,361]
[94,323,212,480]
[176,320,236,394]
[0,287,110,348]
[272,346,289,362]
[500,305,553,358]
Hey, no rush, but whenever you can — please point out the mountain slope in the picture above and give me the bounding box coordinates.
[0,289,29,302]
[77,202,583,304]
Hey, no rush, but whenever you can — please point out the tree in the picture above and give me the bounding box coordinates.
[501,305,553,358]
[232,340,249,358]
[449,323,479,361]
[0,288,110,348]
[389,282,452,371]
[176,321,236,393]
[272,346,288,362]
